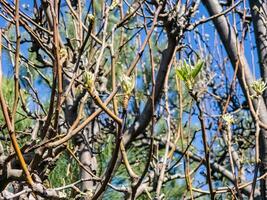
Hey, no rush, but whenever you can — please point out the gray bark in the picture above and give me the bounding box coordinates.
[202,0,267,198]
[76,129,98,193]
[249,0,267,103]
[249,0,267,197]
[63,62,98,193]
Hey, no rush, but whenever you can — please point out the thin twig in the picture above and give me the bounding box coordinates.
[0,29,34,186]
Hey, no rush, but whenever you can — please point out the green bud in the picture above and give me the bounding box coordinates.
[251,79,267,96]
[176,59,204,90]
[110,0,118,10]
[121,74,135,95]
[253,5,259,13]
[59,48,68,63]
[222,113,234,125]
[83,71,95,92]
[87,14,95,22]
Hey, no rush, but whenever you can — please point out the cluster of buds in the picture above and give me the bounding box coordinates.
[121,74,135,110]
[83,71,95,93]
[59,48,68,64]
[251,79,267,97]
[121,75,135,95]
[222,113,234,125]
[176,59,204,91]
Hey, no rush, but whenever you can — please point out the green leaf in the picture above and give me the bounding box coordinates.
[176,60,190,81]
[176,68,186,81]
[183,60,191,75]
[191,60,204,78]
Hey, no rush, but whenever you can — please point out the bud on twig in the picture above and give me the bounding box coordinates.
[222,113,234,125]
[59,48,68,64]
[251,79,267,96]
[83,71,95,93]
[121,75,135,95]
[121,75,135,110]
[175,59,204,90]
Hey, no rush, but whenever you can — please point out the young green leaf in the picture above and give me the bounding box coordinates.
[175,59,204,91]
[191,60,204,79]
[176,68,186,81]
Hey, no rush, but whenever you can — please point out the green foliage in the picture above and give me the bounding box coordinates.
[0,77,31,152]
[163,181,186,200]
[98,135,115,175]
[0,77,31,132]
[65,13,76,40]
[1,77,15,107]
[48,152,79,196]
